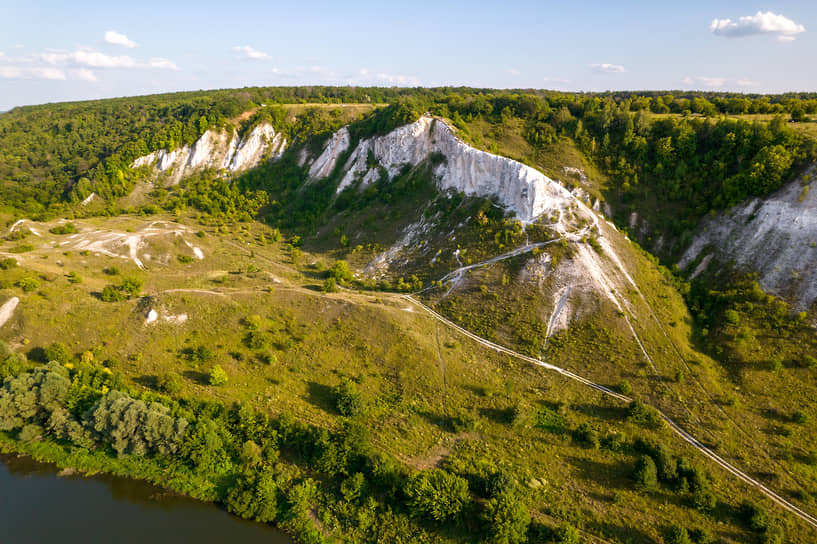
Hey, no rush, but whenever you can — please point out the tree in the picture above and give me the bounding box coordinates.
[329,260,353,283]
[333,377,363,417]
[481,492,530,544]
[209,365,228,386]
[405,469,470,523]
[632,455,658,490]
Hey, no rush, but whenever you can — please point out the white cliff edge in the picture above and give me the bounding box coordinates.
[309,115,585,225]
[679,164,817,310]
[130,122,285,184]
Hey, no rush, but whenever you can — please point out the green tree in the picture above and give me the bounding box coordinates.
[481,492,530,544]
[209,365,228,386]
[404,469,470,523]
[632,455,658,490]
[333,377,363,417]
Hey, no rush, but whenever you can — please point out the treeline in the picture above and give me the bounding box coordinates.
[3,85,815,221]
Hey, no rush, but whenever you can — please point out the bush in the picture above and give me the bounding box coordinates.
[101,285,126,302]
[632,455,658,490]
[16,277,39,293]
[617,380,632,395]
[208,365,228,386]
[49,223,76,235]
[157,373,182,394]
[481,492,530,544]
[803,355,817,368]
[44,342,71,364]
[178,255,194,264]
[329,260,353,283]
[627,401,664,429]
[404,469,470,523]
[664,525,691,544]
[333,377,363,417]
[0,257,17,270]
[321,277,339,293]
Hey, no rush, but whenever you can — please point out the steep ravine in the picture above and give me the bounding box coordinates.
[680,164,817,311]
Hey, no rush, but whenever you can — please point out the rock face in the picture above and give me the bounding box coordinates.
[679,164,817,310]
[131,123,285,184]
[310,115,583,224]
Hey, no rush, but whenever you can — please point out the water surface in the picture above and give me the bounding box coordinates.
[0,453,292,544]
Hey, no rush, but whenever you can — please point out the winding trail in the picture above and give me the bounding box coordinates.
[403,294,817,530]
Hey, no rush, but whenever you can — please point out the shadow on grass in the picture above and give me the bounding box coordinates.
[305,381,336,414]
[133,374,158,390]
[478,407,515,425]
[570,402,628,422]
[182,369,209,385]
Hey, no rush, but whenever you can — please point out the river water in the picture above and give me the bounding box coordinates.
[0,453,292,544]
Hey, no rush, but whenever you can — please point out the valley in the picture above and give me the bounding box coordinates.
[1,87,817,544]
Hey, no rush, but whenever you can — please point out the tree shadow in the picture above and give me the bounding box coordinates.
[26,346,47,363]
[133,374,158,390]
[478,407,514,425]
[305,381,336,413]
[570,402,628,422]
[182,369,209,385]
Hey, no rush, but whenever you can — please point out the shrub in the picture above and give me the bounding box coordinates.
[101,285,126,302]
[803,355,817,368]
[157,373,182,394]
[208,365,228,386]
[617,380,632,395]
[632,455,658,490]
[627,401,664,429]
[44,342,71,364]
[664,525,691,544]
[0,257,17,270]
[404,469,470,523]
[49,223,76,235]
[16,277,39,293]
[333,377,363,417]
[481,492,530,544]
[321,277,339,293]
[178,255,194,264]
[329,260,353,283]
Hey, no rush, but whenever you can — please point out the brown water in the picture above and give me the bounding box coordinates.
[0,453,293,544]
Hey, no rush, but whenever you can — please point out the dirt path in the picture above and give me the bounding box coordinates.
[403,294,817,530]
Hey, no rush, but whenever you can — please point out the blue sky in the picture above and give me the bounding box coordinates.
[0,0,815,110]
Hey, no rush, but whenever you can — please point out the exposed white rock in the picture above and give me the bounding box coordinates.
[309,127,350,178]
[130,122,285,184]
[679,164,817,310]
[314,115,590,225]
[0,297,19,329]
[146,309,158,324]
[80,192,96,206]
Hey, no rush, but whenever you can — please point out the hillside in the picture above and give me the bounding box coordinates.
[1,88,817,544]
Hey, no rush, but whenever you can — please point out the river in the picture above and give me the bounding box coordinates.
[0,453,293,544]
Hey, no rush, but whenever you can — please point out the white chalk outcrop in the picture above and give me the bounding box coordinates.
[679,164,817,310]
[310,115,586,224]
[131,122,285,184]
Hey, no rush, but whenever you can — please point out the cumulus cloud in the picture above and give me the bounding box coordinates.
[232,45,270,60]
[356,68,420,86]
[0,45,178,82]
[148,57,179,70]
[681,75,758,89]
[104,30,137,48]
[710,11,805,41]
[591,63,626,73]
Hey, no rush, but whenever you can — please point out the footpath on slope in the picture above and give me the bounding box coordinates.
[401,294,817,530]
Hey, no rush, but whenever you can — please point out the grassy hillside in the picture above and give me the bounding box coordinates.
[1,89,817,543]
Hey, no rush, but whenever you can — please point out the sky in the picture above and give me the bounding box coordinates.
[0,0,815,111]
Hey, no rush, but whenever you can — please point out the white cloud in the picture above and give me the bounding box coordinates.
[70,50,137,68]
[232,45,270,60]
[104,30,137,48]
[710,11,805,40]
[681,75,759,89]
[148,57,178,70]
[356,68,420,86]
[0,45,177,82]
[591,63,626,73]
[507,68,521,76]
[71,68,97,81]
